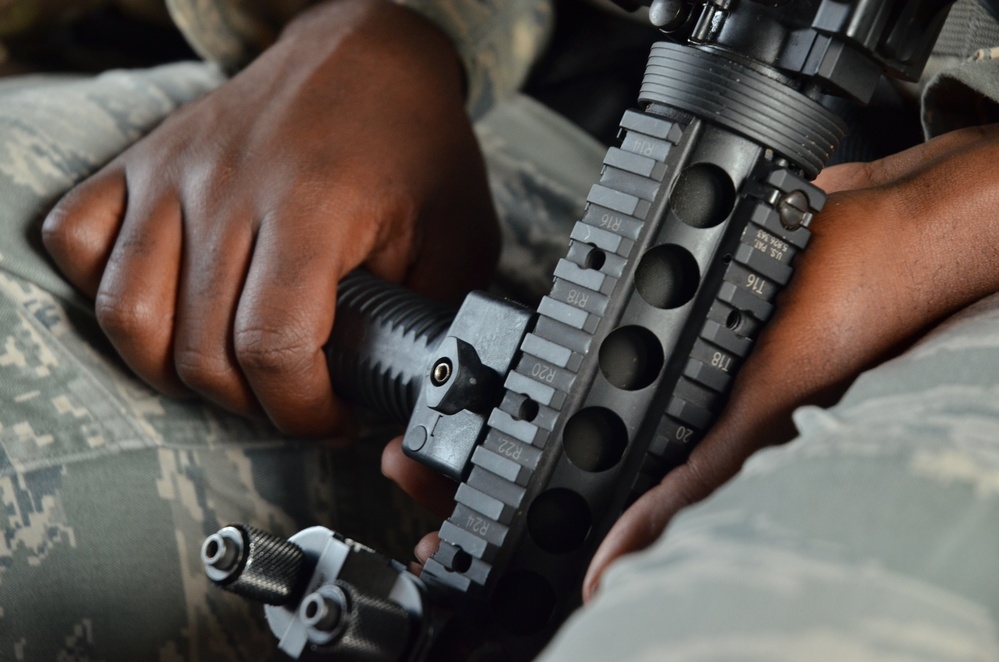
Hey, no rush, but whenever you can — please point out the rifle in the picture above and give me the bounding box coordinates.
[200,1,955,659]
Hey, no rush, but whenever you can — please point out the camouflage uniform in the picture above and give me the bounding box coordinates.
[0,1,584,661]
[0,0,552,118]
[2,2,999,662]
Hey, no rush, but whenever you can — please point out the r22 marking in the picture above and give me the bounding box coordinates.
[497,439,523,461]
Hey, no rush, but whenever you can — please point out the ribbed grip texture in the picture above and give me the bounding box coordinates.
[326,271,455,424]
[330,581,413,661]
[223,525,306,606]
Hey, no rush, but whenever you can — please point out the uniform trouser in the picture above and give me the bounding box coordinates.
[538,295,999,660]
[0,61,600,661]
[1,62,997,662]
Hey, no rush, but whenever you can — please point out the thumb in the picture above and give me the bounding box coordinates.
[582,462,712,602]
[582,403,795,602]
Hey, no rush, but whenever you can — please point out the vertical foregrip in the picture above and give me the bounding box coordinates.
[326,271,456,424]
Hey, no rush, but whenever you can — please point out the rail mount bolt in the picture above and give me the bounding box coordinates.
[778,190,811,230]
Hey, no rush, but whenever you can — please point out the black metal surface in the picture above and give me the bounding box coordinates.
[205,525,307,607]
[326,271,455,424]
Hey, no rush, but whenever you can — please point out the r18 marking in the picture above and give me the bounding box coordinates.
[566,288,589,308]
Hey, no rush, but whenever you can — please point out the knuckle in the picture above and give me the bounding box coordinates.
[94,289,159,342]
[173,345,232,393]
[41,200,86,258]
[233,324,313,376]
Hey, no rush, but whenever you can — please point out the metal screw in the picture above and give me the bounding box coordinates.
[301,591,344,633]
[431,358,452,386]
[777,190,812,230]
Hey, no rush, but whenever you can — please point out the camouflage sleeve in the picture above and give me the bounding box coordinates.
[538,292,999,661]
[164,0,553,119]
[163,0,308,72]
[394,0,554,118]
[920,0,999,136]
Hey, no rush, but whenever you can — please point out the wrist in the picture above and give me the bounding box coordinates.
[278,0,467,102]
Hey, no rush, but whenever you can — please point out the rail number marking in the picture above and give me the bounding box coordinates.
[531,362,557,383]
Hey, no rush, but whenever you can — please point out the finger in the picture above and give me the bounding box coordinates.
[381,436,457,519]
[582,383,812,601]
[414,531,441,567]
[233,207,354,436]
[583,463,700,602]
[41,168,128,298]
[398,207,499,305]
[815,123,999,193]
[582,200,884,599]
[583,392,799,602]
[406,531,441,576]
[172,204,259,415]
[94,191,191,398]
[367,146,500,305]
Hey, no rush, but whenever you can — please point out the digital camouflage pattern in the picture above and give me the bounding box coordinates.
[0,0,552,119]
[173,0,553,119]
[0,55,599,660]
[539,292,999,661]
[0,63,433,662]
[1,1,999,661]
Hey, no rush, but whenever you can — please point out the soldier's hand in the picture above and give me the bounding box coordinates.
[41,0,499,436]
[584,123,999,599]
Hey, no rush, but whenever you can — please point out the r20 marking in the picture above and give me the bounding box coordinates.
[675,425,694,443]
[531,362,557,383]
